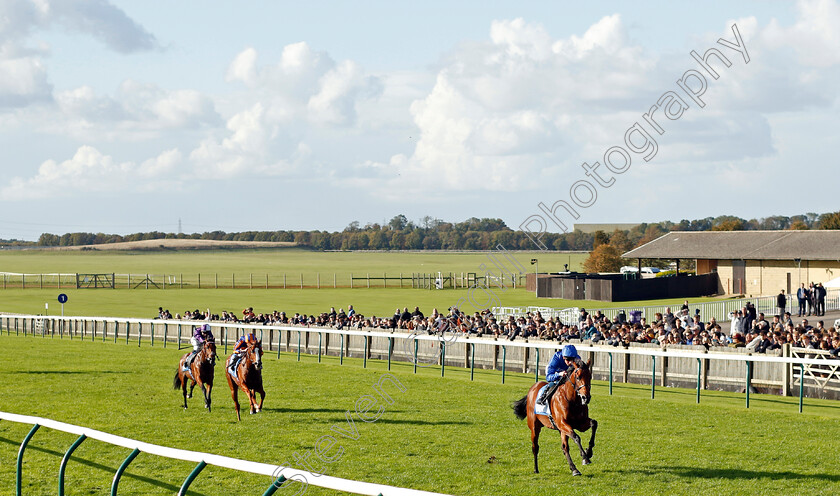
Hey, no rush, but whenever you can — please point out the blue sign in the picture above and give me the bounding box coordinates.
[58,293,68,304]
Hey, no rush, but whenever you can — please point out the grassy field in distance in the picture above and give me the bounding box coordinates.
[0,248,587,278]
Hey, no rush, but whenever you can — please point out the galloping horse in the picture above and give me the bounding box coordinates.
[225,340,265,421]
[513,358,598,476]
[173,340,217,411]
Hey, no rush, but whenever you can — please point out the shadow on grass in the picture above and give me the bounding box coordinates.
[607,465,840,483]
[8,370,130,375]
[319,417,470,426]
[0,436,208,495]
[260,407,353,414]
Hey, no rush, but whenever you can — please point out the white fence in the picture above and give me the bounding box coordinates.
[2,313,840,401]
[0,411,451,496]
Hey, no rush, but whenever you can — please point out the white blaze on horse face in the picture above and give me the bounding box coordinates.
[254,346,262,367]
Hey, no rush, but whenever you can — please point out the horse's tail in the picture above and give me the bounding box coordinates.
[512,395,528,420]
[173,370,182,390]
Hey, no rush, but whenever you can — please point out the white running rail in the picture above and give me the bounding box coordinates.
[0,411,451,496]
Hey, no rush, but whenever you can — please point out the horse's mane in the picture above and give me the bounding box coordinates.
[573,357,587,370]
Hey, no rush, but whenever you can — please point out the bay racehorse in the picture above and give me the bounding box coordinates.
[513,357,598,476]
[225,340,265,421]
[173,340,217,411]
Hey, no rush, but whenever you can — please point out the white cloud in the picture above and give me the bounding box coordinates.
[307,60,380,125]
[43,81,221,140]
[225,43,381,126]
[1,145,182,199]
[186,43,385,179]
[226,47,258,85]
[347,4,840,196]
[352,16,650,194]
[0,56,51,106]
[138,148,181,178]
[46,0,158,53]
[0,0,157,110]
[190,103,273,177]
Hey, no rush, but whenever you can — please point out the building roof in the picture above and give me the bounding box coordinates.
[623,230,840,261]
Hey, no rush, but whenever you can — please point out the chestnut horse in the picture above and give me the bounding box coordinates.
[512,358,598,476]
[173,340,217,411]
[225,340,265,421]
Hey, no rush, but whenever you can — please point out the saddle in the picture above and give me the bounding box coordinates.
[184,351,198,370]
[228,354,244,378]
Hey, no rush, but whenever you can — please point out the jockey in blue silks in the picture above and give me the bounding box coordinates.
[537,344,580,405]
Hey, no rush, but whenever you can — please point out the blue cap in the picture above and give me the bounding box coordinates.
[562,344,579,358]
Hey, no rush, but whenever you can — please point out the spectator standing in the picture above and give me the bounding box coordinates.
[815,283,826,316]
[776,290,787,320]
[746,302,757,322]
[797,283,807,317]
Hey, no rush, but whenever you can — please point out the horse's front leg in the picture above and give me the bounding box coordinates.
[200,383,211,412]
[569,430,589,465]
[560,431,580,476]
[585,419,598,460]
[246,388,258,414]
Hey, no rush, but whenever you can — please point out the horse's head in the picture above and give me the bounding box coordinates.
[204,340,217,366]
[248,340,263,370]
[570,358,592,405]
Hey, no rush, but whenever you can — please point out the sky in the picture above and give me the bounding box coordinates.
[0,0,837,240]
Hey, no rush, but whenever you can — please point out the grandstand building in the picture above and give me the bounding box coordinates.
[623,230,840,296]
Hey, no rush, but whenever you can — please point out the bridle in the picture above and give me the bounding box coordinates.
[569,364,591,405]
[198,340,217,366]
[246,340,263,370]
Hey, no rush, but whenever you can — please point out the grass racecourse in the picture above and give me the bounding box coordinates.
[1,335,840,496]
[2,248,837,495]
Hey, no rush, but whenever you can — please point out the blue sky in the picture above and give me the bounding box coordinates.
[0,0,836,240]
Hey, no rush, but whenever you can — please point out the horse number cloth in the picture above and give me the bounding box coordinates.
[534,384,551,417]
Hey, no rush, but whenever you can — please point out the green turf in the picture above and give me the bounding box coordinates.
[0,287,723,320]
[1,334,838,496]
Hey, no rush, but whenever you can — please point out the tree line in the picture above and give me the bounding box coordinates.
[28,211,840,251]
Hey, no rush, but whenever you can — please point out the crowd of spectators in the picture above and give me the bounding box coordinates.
[155,298,840,357]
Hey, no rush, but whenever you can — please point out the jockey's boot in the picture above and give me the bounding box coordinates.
[537,382,557,406]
